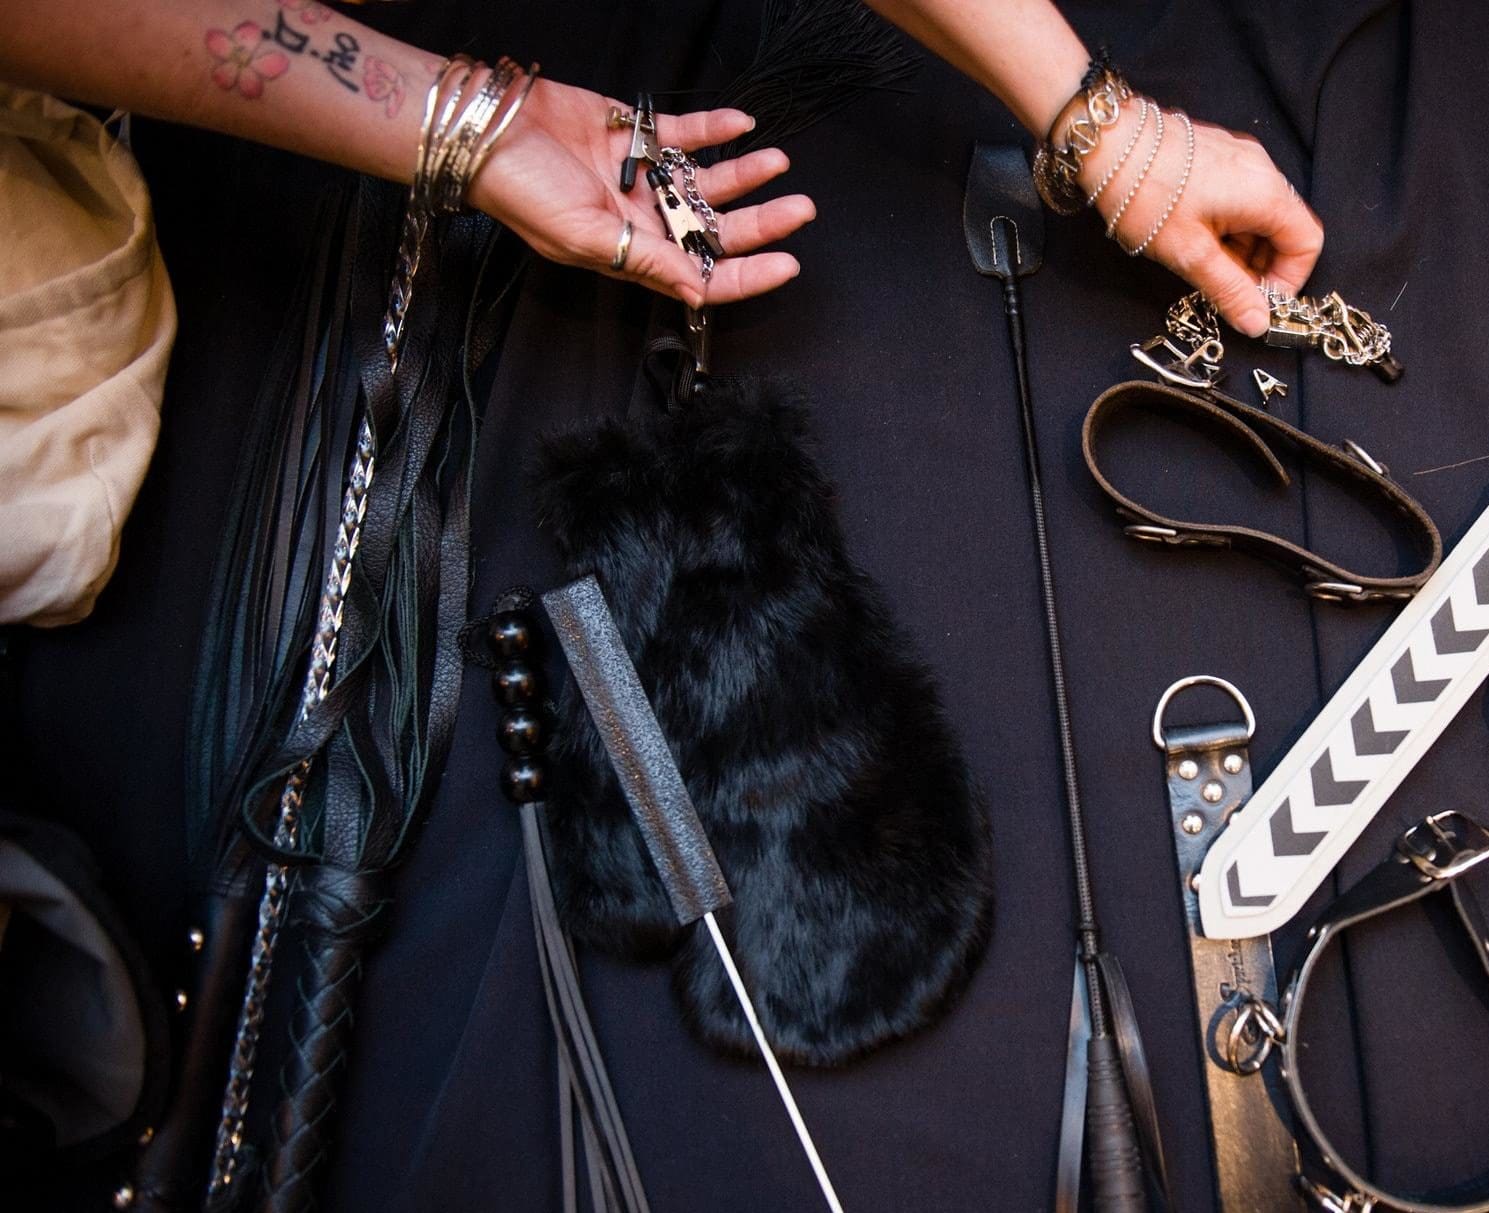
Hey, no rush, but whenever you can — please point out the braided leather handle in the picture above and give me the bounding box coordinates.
[258,867,386,1213]
[1085,1035,1147,1212]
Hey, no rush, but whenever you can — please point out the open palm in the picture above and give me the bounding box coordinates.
[468,76,814,308]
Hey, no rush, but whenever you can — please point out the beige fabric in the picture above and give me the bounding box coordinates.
[0,85,176,627]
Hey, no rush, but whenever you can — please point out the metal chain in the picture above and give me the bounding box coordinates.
[1166,289,1393,371]
[204,215,410,1200]
[659,147,718,281]
[204,419,376,1203]
[1261,285,1393,368]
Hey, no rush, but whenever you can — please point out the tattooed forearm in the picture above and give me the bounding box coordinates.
[363,57,408,118]
[204,0,417,113]
[204,22,289,98]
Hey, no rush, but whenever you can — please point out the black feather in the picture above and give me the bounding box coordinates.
[533,378,993,1066]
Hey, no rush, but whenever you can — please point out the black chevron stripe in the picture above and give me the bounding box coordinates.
[1476,551,1489,605]
[1227,861,1275,908]
[1310,748,1369,806]
[1270,798,1329,856]
[1431,598,1489,655]
[1392,649,1451,704]
[1351,700,1408,756]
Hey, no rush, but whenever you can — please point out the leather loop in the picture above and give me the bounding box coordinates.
[1282,816,1489,1212]
[1082,380,1442,601]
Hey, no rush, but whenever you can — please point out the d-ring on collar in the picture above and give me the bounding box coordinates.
[1081,380,1443,603]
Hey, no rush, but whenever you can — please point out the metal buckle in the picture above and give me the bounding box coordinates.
[1305,580,1366,603]
[1397,811,1489,880]
[1341,439,1388,479]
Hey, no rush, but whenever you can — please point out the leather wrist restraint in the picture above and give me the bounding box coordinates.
[1282,811,1489,1213]
[1082,380,1442,603]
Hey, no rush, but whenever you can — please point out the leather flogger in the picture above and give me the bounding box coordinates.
[1198,501,1489,939]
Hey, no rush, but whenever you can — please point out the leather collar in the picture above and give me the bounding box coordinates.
[1082,380,1443,604]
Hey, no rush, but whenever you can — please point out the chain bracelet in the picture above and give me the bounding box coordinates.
[1087,97,1150,206]
[1130,109,1193,257]
[1105,105,1164,240]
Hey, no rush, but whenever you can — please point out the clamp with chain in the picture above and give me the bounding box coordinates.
[1134,287,1403,393]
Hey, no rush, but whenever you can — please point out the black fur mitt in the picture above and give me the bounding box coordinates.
[532,378,993,1066]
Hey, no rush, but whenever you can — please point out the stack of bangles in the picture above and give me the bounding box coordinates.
[1031,60,1194,258]
[384,54,539,362]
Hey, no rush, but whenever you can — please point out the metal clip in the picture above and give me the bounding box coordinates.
[1304,580,1366,603]
[648,165,725,262]
[617,92,661,192]
[1341,439,1388,478]
[1397,811,1489,880]
[685,305,709,379]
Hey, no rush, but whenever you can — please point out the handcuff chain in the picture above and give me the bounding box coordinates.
[1263,285,1392,368]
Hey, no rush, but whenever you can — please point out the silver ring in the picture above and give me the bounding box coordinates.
[610,219,633,271]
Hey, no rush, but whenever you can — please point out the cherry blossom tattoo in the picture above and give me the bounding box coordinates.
[205,22,289,99]
[363,57,407,119]
[205,8,422,115]
[278,0,333,24]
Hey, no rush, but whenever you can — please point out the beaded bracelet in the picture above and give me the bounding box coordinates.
[1128,109,1194,256]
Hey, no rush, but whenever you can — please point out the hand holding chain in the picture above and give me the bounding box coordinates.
[1133,287,1402,390]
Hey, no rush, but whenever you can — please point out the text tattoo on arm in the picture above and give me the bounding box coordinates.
[204,0,410,116]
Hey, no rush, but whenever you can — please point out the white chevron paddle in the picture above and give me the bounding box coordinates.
[1199,501,1489,939]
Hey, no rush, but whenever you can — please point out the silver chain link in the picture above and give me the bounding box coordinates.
[1161,288,1394,375]
[205,419,375,1202]
[204,218,408,1200]
[660,146,719,281]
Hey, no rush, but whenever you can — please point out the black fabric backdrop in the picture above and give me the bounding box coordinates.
[14,1,1489,1209]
